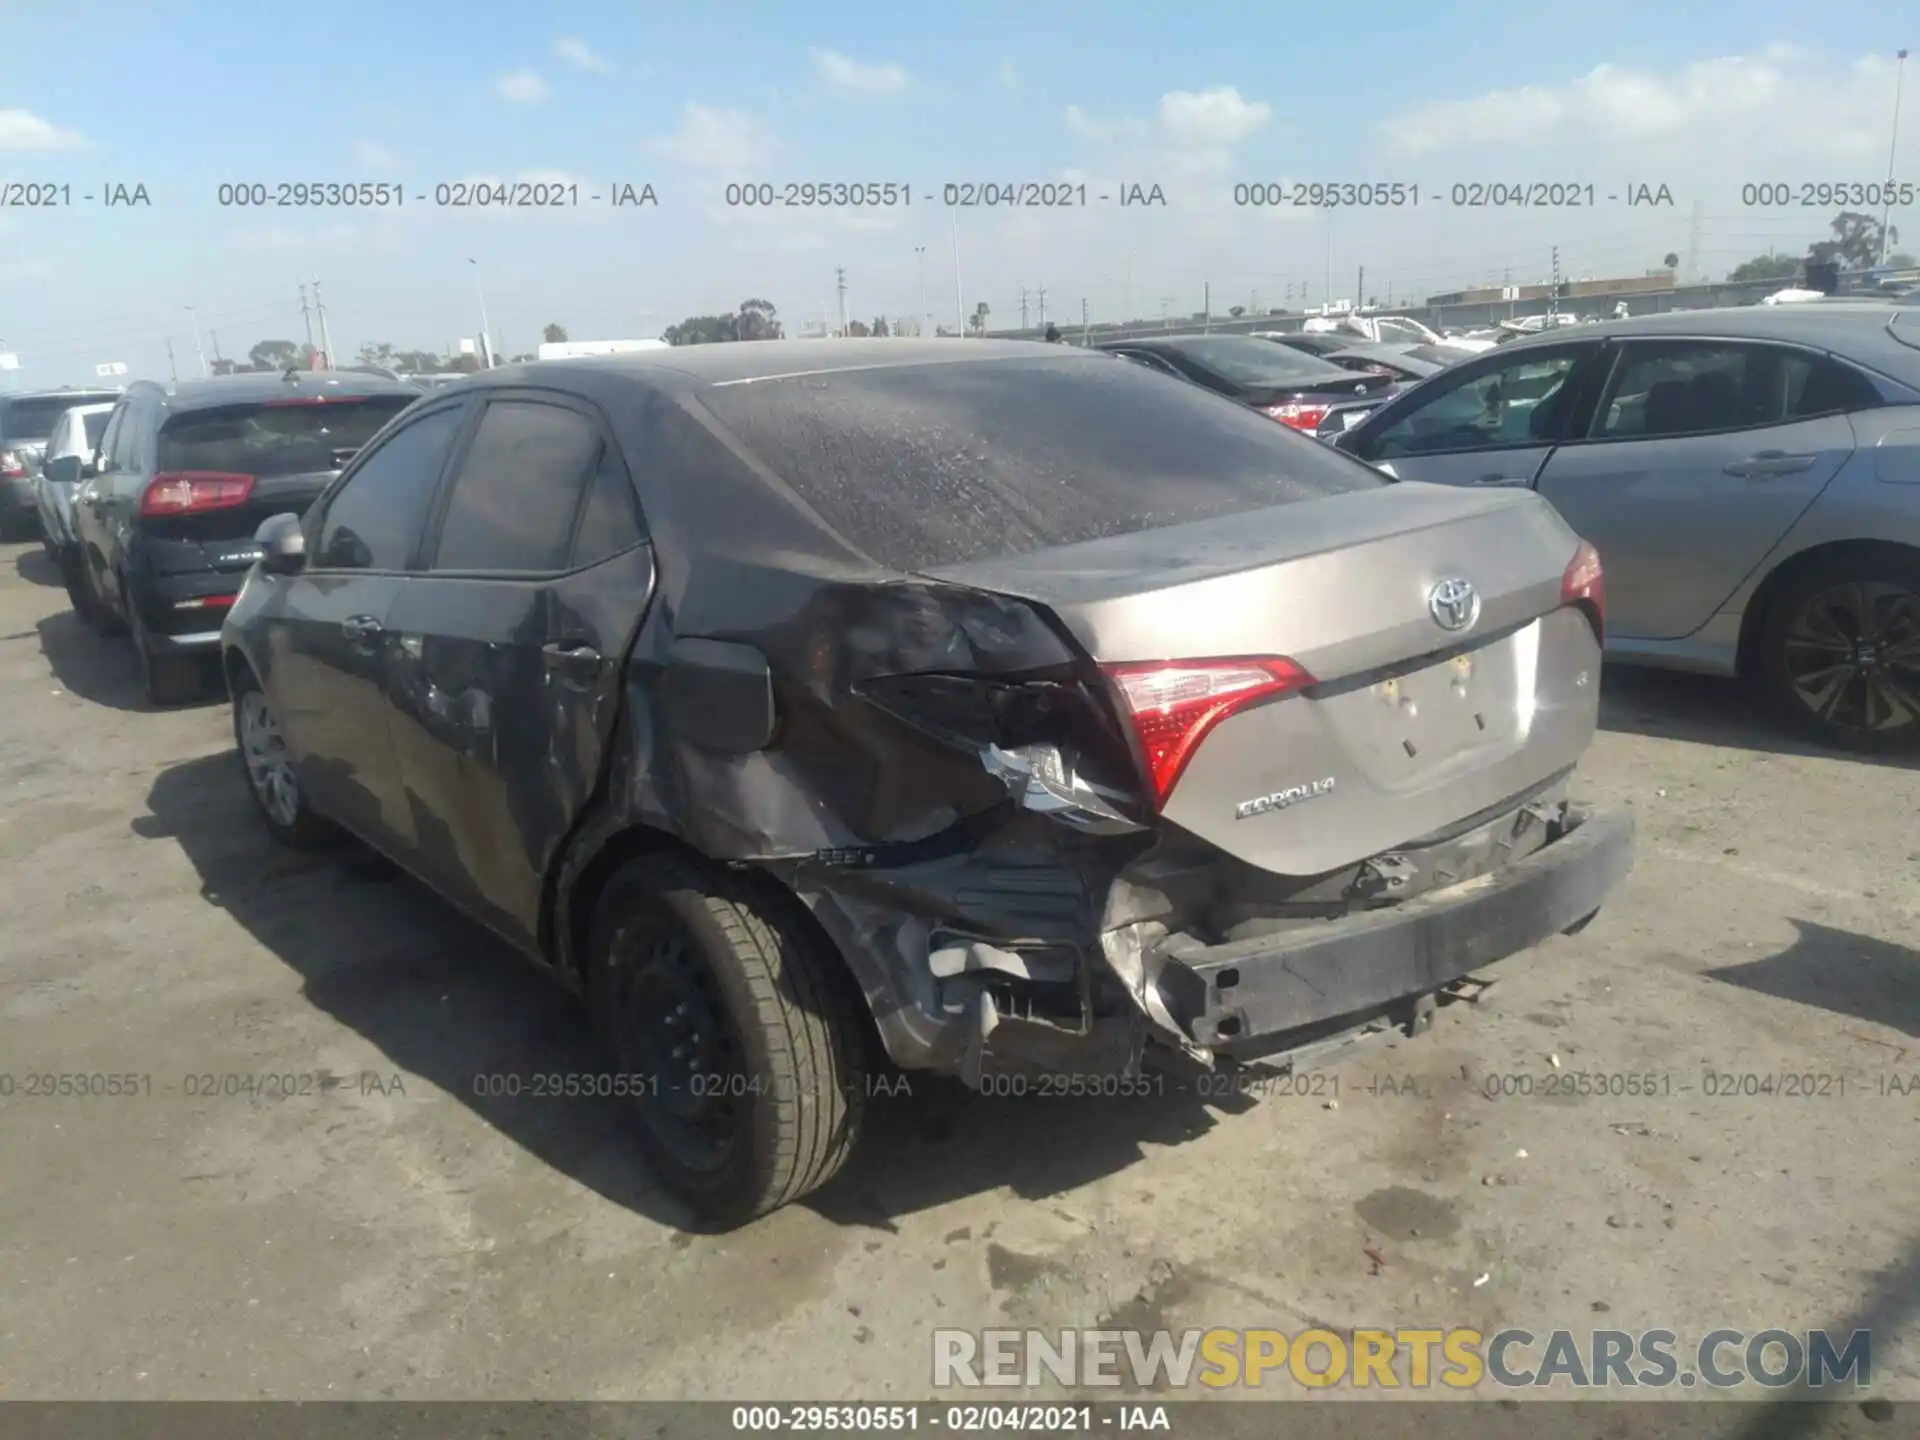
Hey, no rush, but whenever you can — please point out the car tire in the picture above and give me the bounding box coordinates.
[60,550,97,624]
[77,555,125,637]
[587,853,868,1227]
[229,666,339,848]
[1759,552,1920,754]
[1561,909,1600,936]
[127,592,204,707]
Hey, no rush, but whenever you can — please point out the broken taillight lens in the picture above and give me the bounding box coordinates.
[140,471,255,516]
[1562,540,1604,642]
[1102,657,1315,808]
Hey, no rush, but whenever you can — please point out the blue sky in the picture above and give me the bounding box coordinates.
[1,0,1915,383]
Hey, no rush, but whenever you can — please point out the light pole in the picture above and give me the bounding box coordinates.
[950,208,964,336]
[915,245,928,337]
[1883,49,1910,267]
[468,258,493,367]
[186,306,208,377]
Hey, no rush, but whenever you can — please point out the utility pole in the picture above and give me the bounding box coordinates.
[298,284,316,358]
[1158,297,1174,327]
[467,258,493,367]
[1036,284,1046,327]
[835,267,848,334]
[1550,246,1562,320]
[1884,49,1910,266]
[209,331,223,365]
[312,279,335,369]
[1081,296,1089,343]
[165,337,178,384]
[951,206,964,336]
[915,245,928,337]
[1018,285,1029,330]
[1203,281,1210,332]
[1357,266,1365,310]
[1323,210,1334,311]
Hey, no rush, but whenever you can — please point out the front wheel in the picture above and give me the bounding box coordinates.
[587,855,868,1226]
[1760,554,1920,753]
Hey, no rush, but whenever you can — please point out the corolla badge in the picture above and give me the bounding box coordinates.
[1427,577,1481,632]
[1234,776,1336,820]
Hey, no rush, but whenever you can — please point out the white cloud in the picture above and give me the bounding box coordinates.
[998,58,1019,89]
[1378,46,1909,169]
[0,110,89,151]
[810,47,910,96]
[497,69,550,104]
[554,37,612,73]
[649,104,772,172]
[1065,105,1147,143]
[354,141,398,171]
[1158,87,1272,147]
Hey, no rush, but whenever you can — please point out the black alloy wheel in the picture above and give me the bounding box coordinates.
[1762,557,1920,753]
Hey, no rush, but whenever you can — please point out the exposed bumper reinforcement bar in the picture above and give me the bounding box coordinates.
[1157,806,1635,1053]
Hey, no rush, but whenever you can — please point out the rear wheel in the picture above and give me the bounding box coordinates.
[1760,553,1920,753]
[77,556,125,637]
[231,667,338,848]
[60,550,97,624]
[128,593,204,707]
[587,854,867,1226]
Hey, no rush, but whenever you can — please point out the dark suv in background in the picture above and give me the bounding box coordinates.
[69,370,420,704]
[0,388,125,540]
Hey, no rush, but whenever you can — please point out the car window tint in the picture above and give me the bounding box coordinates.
[83,411,111,449]
[698,354,1386,571]
[315,405,465,570]
[1597,343,1773,439]
[1368,351,1587,459]
[432,400,602,572]
[1783,356,1882,418]
[159,396,414,478]
[95,407,124,471]
[570,449,644,567]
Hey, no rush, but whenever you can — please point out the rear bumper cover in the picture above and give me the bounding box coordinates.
[1157,805,1634,1052]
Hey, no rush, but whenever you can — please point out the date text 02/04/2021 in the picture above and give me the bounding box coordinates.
[208,181,659,208]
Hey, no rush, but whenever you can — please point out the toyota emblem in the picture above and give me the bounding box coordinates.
[1428,577,1481,632]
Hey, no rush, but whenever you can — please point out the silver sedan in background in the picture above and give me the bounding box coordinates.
[33,401,115,575]
[1334,302,1920,751]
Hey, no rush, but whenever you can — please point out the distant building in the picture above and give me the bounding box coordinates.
[1426,271,1676,306]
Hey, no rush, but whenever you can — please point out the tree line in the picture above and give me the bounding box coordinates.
[1727,210,1912,283]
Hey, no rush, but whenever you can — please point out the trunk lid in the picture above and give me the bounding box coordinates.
[139,469,342,575]
[927,482,1601,876]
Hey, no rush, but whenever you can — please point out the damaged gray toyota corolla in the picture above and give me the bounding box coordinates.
[219,339,1634,1226]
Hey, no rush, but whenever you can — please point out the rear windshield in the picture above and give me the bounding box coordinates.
[1156,337,1353,386]
[698,354,1386,570]
[159,395,416,477]
[2,395,119,441]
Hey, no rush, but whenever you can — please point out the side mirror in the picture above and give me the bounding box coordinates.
[256,512,307,574]
[42,455,82,487]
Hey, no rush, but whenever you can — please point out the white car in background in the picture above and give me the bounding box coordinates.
[33,401,115,572]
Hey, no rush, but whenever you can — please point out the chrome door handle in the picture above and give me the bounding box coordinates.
[542,641,602,668]
[1472,474,1531,486]
[1724,451,1816,478]
[341,614,384,643]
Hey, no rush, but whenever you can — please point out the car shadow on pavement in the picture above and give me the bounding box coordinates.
[1707,918,1920,1040]
[141,749,1227,1233]
[33,608,223,714]
[14,546,62,588]
[1599,665,1920,771]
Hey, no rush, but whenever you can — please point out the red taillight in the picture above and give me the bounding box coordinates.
[1262,401,1332,432]
[1562,540,1604,641]
[0,450,25,478]
[173,594,239,610]
[139,471,255,516]
[1102,657,1315,808]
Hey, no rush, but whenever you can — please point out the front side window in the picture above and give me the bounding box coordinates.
[429,400,603,573]
[1365,347,1592,459]
[314,405,466,570]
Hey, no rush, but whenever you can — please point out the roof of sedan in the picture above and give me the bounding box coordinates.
[475,338,1100,390]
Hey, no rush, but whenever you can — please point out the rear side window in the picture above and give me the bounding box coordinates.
[2,395,117,441]
[697,355,1385,570]
[430,400,603,573]
[315,405,466,570]
[1594,342,1878,439]
[571,451,645,567]
[159,395,415,478]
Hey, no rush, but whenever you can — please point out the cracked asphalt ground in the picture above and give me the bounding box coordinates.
[2,536,1918,1409]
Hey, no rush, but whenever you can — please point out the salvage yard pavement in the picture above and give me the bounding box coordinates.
[0,537,1917,1403]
